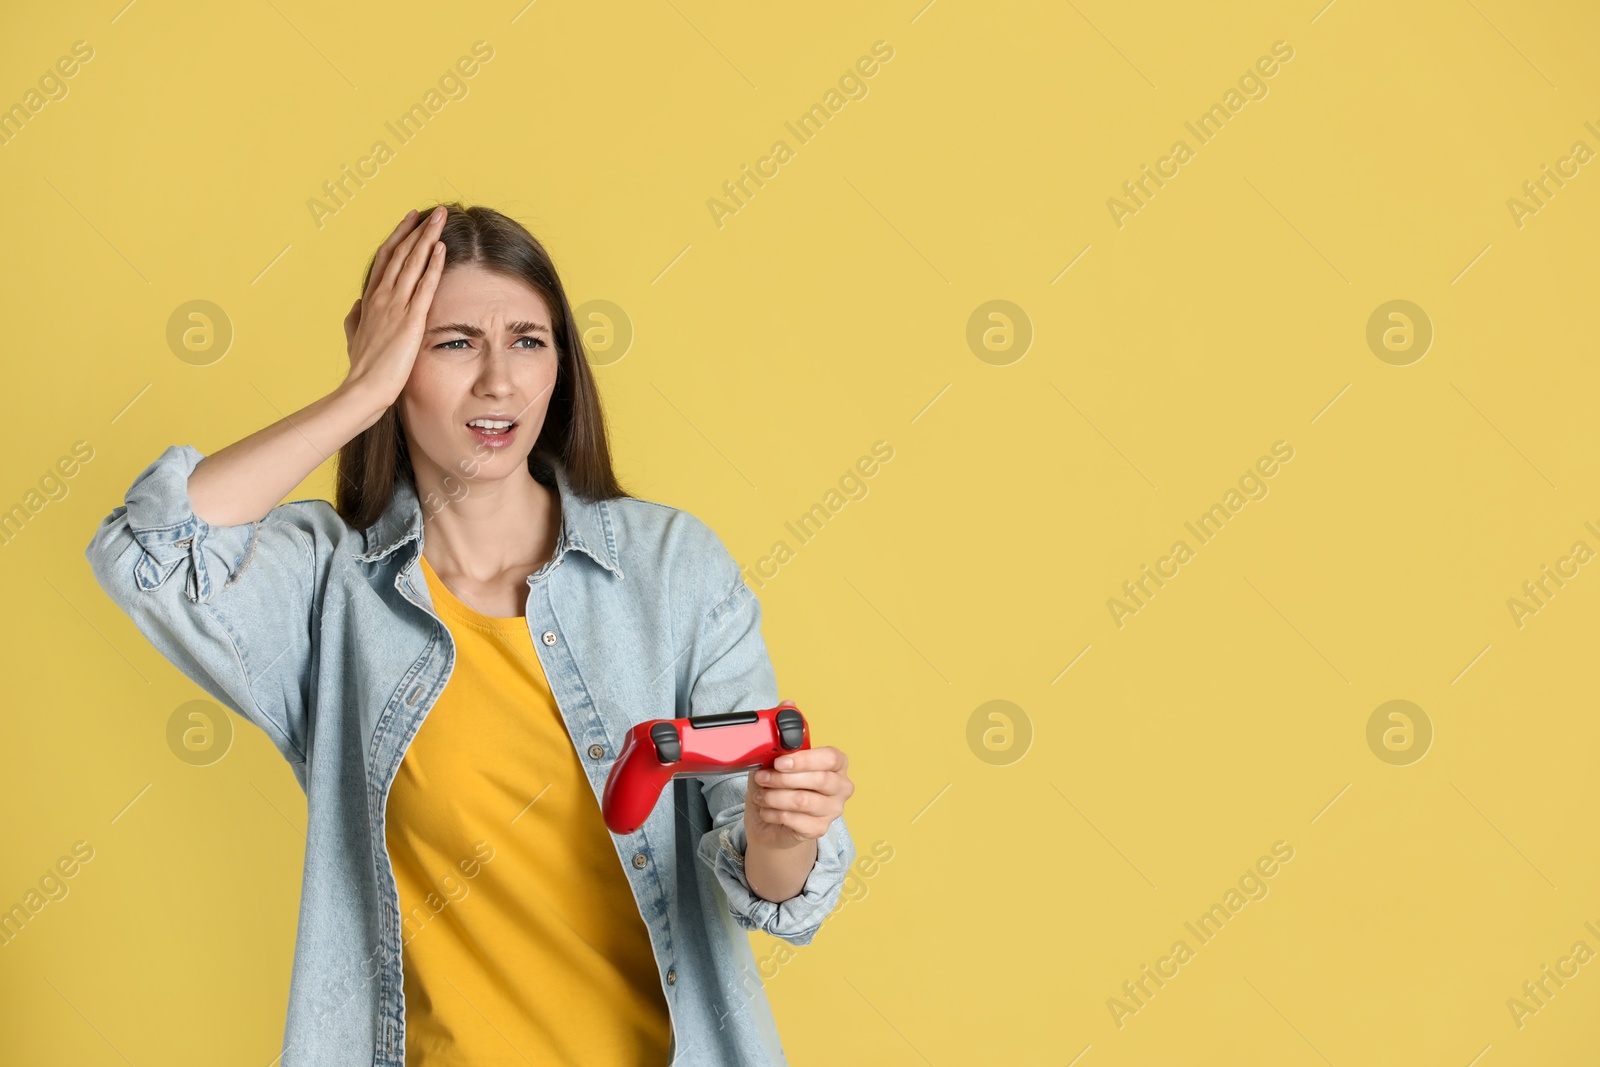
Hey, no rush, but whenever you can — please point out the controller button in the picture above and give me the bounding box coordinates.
[689,709,760,728]
[587,743,605,759]
[632,852,649,868]
[540,630,558,646]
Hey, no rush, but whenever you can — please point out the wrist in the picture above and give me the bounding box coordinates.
[743,832,818,904]
[334,376,398,432]
[746,830,814,852]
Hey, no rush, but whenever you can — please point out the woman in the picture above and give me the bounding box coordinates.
[84,204,857,1066]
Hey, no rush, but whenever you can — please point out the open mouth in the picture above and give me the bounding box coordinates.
[466,418,520,445]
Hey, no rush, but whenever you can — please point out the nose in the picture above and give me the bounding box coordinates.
[475,342,515,396]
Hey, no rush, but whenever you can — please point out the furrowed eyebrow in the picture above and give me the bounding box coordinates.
[425,321,551,338]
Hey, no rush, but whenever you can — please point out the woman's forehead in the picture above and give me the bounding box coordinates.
[429,265,551,322]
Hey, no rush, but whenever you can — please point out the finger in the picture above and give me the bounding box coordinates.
[754,768,849,796]
[407,239,447,316]
[389,208,448,300]
[376,207,438,295]
[750,785,833,815]
[366,209,423,299]
[773,746,846,774]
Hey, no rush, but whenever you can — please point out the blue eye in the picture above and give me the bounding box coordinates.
[435,337,546,350]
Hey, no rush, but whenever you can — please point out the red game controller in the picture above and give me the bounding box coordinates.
[601,700,810,834]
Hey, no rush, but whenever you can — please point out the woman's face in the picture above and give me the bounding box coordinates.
[397,262,559,493]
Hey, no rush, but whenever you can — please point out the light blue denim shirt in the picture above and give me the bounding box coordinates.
[84,443,855,1066]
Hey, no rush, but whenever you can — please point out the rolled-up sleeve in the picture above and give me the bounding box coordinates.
[84,444,335,769]
[684,521,855,947]
[699,775,855,947]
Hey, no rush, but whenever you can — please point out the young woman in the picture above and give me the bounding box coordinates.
[85,204,857,1066]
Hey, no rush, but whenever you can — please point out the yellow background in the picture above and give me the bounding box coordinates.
[3,0,1598,1064]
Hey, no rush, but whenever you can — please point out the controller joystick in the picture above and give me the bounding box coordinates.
[776,707,804,750]
[650,721,680,763]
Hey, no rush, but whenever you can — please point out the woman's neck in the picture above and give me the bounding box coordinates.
[417,468,562,584]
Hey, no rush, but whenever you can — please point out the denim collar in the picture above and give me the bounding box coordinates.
[353,452,624,579]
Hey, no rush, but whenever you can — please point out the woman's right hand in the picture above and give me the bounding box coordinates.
[341,206,449,408]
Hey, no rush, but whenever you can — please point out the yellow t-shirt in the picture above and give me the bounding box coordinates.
[384,553,672,1066]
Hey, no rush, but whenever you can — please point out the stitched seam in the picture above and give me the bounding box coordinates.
[130,518,199,538]
[368,627,439,774]
[537,582,622,797]
[197,600,306,763]
[676,518,728,692]
[597,498,622,575]
[704,573,749,630]
[219,521,265,590]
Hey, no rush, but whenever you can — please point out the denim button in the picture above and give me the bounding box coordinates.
[587,743,605,759]
[632,852,648,868]
[666,967,677,985]
[541,630,557,646]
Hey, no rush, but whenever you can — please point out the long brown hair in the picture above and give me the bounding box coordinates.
[334,203,630,531]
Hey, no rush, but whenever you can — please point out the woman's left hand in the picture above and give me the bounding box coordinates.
[744,746,854,850]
